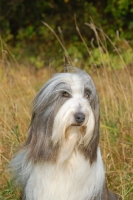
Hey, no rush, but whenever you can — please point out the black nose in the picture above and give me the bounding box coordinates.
[74,112,85,123]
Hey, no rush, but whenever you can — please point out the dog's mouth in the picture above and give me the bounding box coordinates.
[72,120,86,127]
[71,121,87,129]
[71,123,84,127]
[65,125,87,139]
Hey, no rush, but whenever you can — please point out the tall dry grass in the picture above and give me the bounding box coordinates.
[0,24,133,199]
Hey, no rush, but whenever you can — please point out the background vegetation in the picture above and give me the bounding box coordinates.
[0,0,133,199]
[1,0,133,68]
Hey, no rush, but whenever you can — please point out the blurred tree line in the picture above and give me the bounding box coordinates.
[0,0,133,68]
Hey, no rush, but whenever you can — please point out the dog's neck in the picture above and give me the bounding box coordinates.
[23,147,105,200]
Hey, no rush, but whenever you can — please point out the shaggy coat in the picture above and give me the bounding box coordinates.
[11,68,120,200]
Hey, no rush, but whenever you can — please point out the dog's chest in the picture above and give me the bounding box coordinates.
[25,152,97,200]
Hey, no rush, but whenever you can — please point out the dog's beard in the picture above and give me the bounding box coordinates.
[51,97,95,164]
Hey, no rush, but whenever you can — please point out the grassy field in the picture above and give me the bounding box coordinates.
[0,60,133,200]
[0,29,133,199]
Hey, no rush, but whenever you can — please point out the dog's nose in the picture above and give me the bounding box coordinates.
[74,112,85,123]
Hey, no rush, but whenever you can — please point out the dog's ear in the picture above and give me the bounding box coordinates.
[24,111,59,163]
[86,93,100,163]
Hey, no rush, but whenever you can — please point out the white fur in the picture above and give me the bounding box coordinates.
[52,74,95,147]
[25,148,105,200]
[11,72,106,200]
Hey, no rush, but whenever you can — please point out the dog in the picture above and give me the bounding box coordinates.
[11,67,120,200]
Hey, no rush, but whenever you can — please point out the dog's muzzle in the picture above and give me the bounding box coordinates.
[74,112,85,125]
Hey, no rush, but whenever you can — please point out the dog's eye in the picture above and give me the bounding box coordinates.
[85,90,91,99]
[62,91,70,98]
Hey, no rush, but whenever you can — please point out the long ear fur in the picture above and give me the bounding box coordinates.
[88,93,100,163]
[24,109,59,163]
[80,90,100,163]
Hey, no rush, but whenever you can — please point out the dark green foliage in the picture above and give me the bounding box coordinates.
[0,0,133,68]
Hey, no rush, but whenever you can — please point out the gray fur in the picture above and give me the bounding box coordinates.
[10,67,120,200]
[24,68,99,163]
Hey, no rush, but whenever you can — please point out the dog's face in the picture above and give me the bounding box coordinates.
[25,69,99,164]
[52,74,95,146]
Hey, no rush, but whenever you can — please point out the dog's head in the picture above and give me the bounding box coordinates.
[25,68,100,164]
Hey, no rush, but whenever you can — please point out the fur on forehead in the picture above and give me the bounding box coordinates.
[33,68,97,112]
